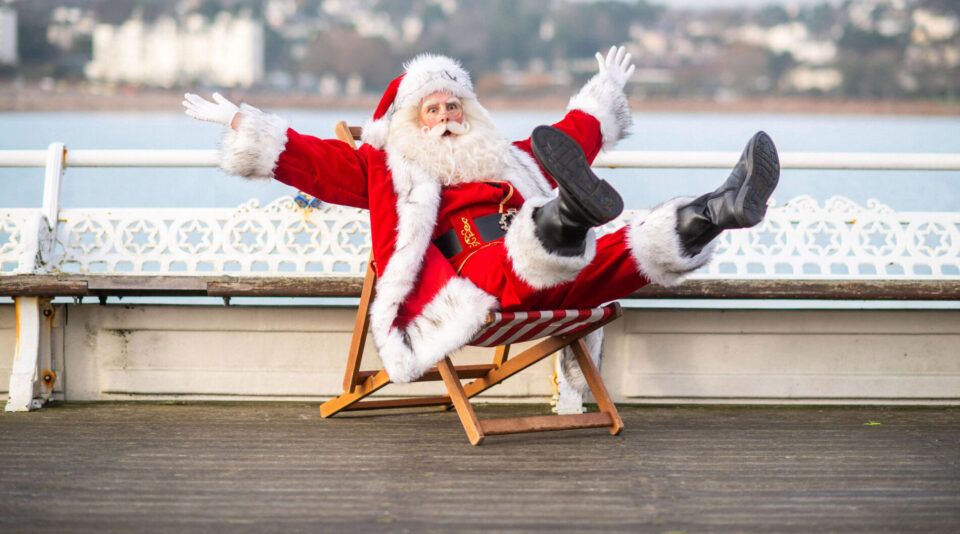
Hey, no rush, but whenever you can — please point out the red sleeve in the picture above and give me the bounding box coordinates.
[273,129,370,209]
[512,109,604,189]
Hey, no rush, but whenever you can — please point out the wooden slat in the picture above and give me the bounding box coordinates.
[87,277,207,291]
[355,364,496,382]
[334,121,360,148]
[493,344,510,366]
[319,370,391,418]
[343,396,452,411]
[0,276,88,296]
[206,277,363,297]
[480,412,613,436]
[630,279,960,300]
[4,276,959,300]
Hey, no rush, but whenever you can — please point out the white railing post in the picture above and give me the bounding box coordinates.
[37,142,65,272]
[5,297,55,412]
[5,143,65,411]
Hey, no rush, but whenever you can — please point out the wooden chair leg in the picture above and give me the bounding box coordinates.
[437,357,485,445]
[343,256,377,393]
[571,337,624,435]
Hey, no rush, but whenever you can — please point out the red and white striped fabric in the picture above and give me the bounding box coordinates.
[468,303,618,347]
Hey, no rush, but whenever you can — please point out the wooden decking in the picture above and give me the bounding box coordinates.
[1,403,958,532]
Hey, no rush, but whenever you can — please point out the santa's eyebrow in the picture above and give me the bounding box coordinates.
[422,99,441,109]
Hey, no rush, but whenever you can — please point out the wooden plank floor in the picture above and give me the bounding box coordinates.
[1,403,958,533]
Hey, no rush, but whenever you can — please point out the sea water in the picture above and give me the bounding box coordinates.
[2,109,959,212]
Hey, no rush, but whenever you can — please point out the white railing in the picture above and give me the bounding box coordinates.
[2,146,960,279]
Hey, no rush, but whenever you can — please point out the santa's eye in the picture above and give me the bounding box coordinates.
[447,103,460,112]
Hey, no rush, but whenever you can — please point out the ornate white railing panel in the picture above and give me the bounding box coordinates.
[52,198,371,276]
[610,194,959,280]
[696,195,959,279]
[0,210,33,274]
[2,194,958,279]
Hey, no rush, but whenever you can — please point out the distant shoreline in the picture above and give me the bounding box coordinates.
[2,84,958,116]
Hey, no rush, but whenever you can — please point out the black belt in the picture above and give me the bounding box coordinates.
[433,212,515,259]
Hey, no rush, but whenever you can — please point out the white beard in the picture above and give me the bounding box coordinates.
[385,100,511,186]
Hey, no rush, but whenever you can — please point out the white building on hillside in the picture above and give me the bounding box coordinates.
[0,5,17,66]
[85,11,263,88]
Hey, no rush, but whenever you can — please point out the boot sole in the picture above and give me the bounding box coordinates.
[531,126,624,225]
[734,131,780,228]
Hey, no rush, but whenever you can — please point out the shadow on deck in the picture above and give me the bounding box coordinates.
[1,403,958,533]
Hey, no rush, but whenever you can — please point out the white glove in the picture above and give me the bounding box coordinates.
[595,46,635,89]
[182,92,240,127]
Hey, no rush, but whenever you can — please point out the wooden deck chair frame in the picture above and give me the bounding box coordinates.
[319,122,624,445]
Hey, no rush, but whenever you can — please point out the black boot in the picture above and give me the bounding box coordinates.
[530,126,624,256]
[676,131,780,257]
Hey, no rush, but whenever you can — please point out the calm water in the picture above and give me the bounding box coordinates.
[2,108,959,212]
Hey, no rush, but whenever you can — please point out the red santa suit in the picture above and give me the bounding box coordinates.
[217,54,715,384]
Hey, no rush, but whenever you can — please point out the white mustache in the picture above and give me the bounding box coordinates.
[423,120,471,138]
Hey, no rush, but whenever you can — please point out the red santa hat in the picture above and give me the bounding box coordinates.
[361,54,477,150]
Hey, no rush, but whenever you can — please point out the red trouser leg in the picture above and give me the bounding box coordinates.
[458,227,650,311]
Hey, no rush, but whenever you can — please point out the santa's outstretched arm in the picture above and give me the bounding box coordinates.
[182,93,370,208]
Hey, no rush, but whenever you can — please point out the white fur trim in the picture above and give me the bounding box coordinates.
[219,103,289,181]
[627,197,716,287]
[368,156,442,380]
[567,73,632,151]
[504,145,553,202]
[557,328,603,396]
[396,54,476,110]
[360,117,390,150]
[376,278,498,383]
[504,197,596,290]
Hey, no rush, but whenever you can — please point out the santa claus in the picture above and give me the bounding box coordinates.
[183,46,779,391]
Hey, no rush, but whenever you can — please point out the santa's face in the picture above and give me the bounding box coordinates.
[388,93,509,185]
[419,91,464,135]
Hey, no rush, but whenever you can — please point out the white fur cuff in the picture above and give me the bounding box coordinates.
[627,197,716,287]
[376,277,498,384]
[219,103,289,181]
[504,198,596,290]
[567,73,633,151]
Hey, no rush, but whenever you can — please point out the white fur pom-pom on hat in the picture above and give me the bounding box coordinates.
[361,54,476,150]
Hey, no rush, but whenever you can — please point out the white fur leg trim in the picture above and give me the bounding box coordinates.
[558,328,603,394]
[554,379,585,415]
[628,197,717,287]
[567,73,632,151]
[504,197,596,290]
[375,277,498,384]
[219,103,289,181]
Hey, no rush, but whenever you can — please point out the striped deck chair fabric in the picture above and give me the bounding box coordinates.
[469,305,618,347]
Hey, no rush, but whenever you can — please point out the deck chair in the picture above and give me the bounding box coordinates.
[319,122,624,445]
